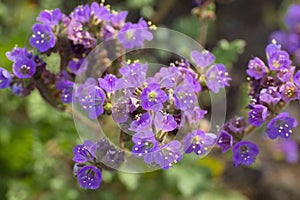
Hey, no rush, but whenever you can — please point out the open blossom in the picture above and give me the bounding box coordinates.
[246,57,267,79]
[154,140,182,170]
[279,82,299,102]
[70,4,91,23]
[129,112,152,132]
[30,24,56,52]
[294,70,300,88]
[184,130,216,156]
[79,86,106,119]
[191,50,215,69]
[217,130,233,153]
[118,61,147,89]
[118,18,153,49]
[259,87,281,105]
[154,112,177,132]
[132,131,158,163]
[232,141,259,166]
[205,64,231,93]
[90,2,111,22]
[174,86,197,110]
[77,165,102,190]
[73,140,96,163]
[37,8,63,26]
[140,83,167,112]
[248,104,268,127]
[0,68,13,89]
[98,74,118,93]
[266,112,297,140]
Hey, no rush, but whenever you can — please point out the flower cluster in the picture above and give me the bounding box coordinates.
[271,4,300,65]
[217,41,299,166]
[73,138,124,189]
[74,48,230,172]
[0,1,154,105]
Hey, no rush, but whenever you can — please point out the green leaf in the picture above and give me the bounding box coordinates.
[212,39,246,70]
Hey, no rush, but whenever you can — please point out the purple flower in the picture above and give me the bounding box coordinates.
[184,106,207,124]
[6,47,32,63]
[0,68,12,89]
[265,42,281,59]
[183,73,202,92]
[73,140,96,163]
[205,64,231,93]
[285,4,300,32]
[140,83,167,112]
[110,11,128,27]
[70,4,91,23]
[248,104,268,127]
[259,87,281,105]
[132,131,158,163]
[217,130,233,153]
[276,139,299,163]
[112,93,138,123]
[117,18,153,49]
[184,130,216,156]
[191,50,215,69]
[154,140,182,169]
[79,86,106,119]
[13,58,37,78]
[30,24,55,52]
[246,57,267,79]
[56,79,74,103]
[10,82,23,96]
[37,9,63,26]
[105,145,125,169]
[279,82,299,102]
[91,2,111,22]
[129,112,152,132]
[232,141,259,166]
[293,70,300,88]
[266,112,297,139]
[98,74,118,93]
[77,165,102,190]
[174,86,197,110]
[154,112,177,132]
[68,58,87,75]
[118,61,147,89]
[267,50,292,71]
[227,116,247,134]
[277,66,295,82]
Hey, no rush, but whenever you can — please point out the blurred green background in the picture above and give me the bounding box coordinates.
[0,0,300,199]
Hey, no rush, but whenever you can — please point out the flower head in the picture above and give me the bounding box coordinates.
[205,64,231,93]
[73,140,96,163]
[0,68,12,89]
[266,112,297,139]
[118,18,153,49]
[140,83,167,112]
[98,74,118,93]
[217,130,233,153]
[279,82,299,102]
[132,131,158,163]
[174,86,197,110]
[184,130,216,156]
[232,141,259,166]
[259,87,281,105]
[30,24,55,52]
[248,104,268,127]
[191,50,215,69]
[79,86,106,119]
[70,4,91,23]
[37,8,63,26]
[154,112,177,132]
[129,112,152,132]
[77,165,102,190]
[154,140,182,170]
[246,57,267,80]
[13,58,37,78]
